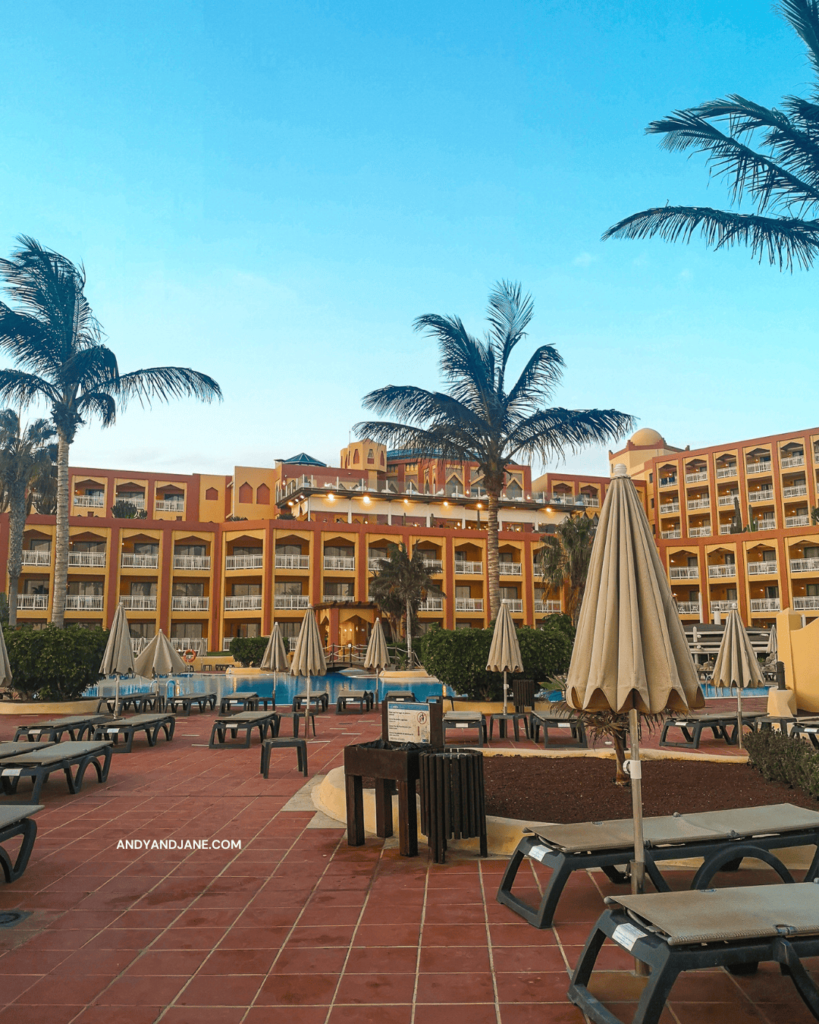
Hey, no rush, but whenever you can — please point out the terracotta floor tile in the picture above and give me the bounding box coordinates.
[418,945,490,973]
[285,925,356,947]
[125,949,210,975]
[415,971,495,1004]
[493,945,566,973]
[346,945,418,974]
[13,974,110,1005]
[270,946,349,974]
[0,1006,84,1024]
[152,926,230,950]
[498,1003,588,1024]
[244,1008,329,1023]
[158,1008,247,1024]
[489,924,557,946]
[414,1003,498,1024]
[69,1007,165,1024]
[668,1002,765,1024]
[175,973,264,1006]
[255,972,340,1006]
[495,971,572,1004]
[354,923,421,946]
[421,924,490,946]
[334,972,416,1004]
[328,1005,412,1023]
[423,904,488,925]
[199,947,278,974]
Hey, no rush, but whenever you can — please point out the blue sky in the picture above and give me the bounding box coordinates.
[0,0,815,478]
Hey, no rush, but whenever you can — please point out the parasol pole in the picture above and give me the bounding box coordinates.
[628,706,649,978]
[503,670,509,715]
[737,682,743,751]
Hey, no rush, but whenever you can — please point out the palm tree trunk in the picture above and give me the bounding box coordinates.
[405,594,413,665]
[51,435,70,627]
[487,489,500,620]
[7,481,25,628]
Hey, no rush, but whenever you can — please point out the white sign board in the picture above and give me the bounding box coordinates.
[387,702,430,744]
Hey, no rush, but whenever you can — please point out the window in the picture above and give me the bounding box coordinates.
[277,544,302,555]
[238,482,253,503]
[325,582,354,597]
[71,541,105,552]
[275,581,302,595]
[171,623,203,640]
[724,553,735,565]
[367,449,374,463]
[455,551,467,562]
[130,582,157,596]
[232,583,261,596]
[689,589,700,602]
[726,588,737,600]
[67,581,103,595]
[499,552,514,563]
[233,545,262,556]
[353,450,360,463]
[805,546,819,559]
[500,587,517,600]
[325,545,353,559]
[687,556,698,567]
[29,539,51,551]
[278,622,300,639]
[765,586,779,599]
[134,543,158,555]
[176,544,206,557]
[130,623,155,639]
[205,487,218,501]
[650,498,654,509]
[763,549,778,562]
[172,582,204,597]
[649,473,653,483]
[455,585,472,598]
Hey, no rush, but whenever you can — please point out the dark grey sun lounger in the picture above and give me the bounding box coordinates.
[0,804,44,883]
[529,709,588,748]
[336,690,374,713]
[93,713,176,753]
[108,691,165,713]
[13,714,110,743]
[659,711,763,749]
[569,882,819,1024]
[208,710,280,748]
[0,741,55,758]
[497,802,819,929]
[166,692,217,715]
[0,740,114,802]
[443,711,486,746]
[219,692,275,713]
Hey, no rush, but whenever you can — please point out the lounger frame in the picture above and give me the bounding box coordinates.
[0,743,113,802]
[0,805,43,883]
[94,714,176,753]
[208,711,280,748]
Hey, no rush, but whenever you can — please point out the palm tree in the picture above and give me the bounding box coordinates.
[368,543,443,663]
[356,281,634,619]
[0,410,56,625]
[0,236,222,626]
[604,1,819,271]
[537,512,597,626]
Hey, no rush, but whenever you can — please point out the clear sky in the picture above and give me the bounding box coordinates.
[1,0,814,479]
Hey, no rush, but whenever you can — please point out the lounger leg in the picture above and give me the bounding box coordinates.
[692,845,793,890]
[631,951,679,1024]
[0,818,38,883]
[600,864,631,885]
[773,938,819,1019]
[497,841,573,928]
[28,770,45,803]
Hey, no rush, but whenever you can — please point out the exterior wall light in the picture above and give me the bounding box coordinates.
[327,493,335,501]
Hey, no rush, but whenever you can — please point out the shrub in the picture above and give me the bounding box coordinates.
[229,635,269,667]
[745,728,819,800]
[4,625,110,701]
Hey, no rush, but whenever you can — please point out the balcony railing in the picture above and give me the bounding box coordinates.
[758,518,777,531]
[660,503,680,514]
[116,495,145,508]
[791,558,819,573]
[578,495,600,507]
[274,595,309,610]
[718,494,739,507]
[225,595,262,611]
[670,567,698,579]
[120,595,157,611]
[21,550,51,565]
[708,564,736,578]
[676,602,701,615]
[786,514,812,528]
[751,598,780,613]
[68,552,106,568]
[169,638,206,655]
[225,555,263,570]
[455,598,484,612]
[746,461,773,475]
[66,594,104,611]
[748,489,775,503]
[275,554,309,570]
[687,498,710,510]
[324,556,355,571]
[685,471,708,483]
[716,466,737,478]
[794,597,819,611]
[419,559,443,573]
[17,594,48,610]
[710,600,738,613]
[534,600,562,614]
[121,553,158,569]
[155,500,184,512]
[368,557,388,571]
[323,593,356,603]
[455,561,483,574]
[689,527,711,537]
[659,477,677,488]
[501,599,523,613]
[499,562,522,575]
[173,556,211,571]
[783,485,808,499]
[661,529,681,539]
[748,561,777,575]
[171,596,209,611]
[418,598,444,611]
[73,495,104,507]
[782,455,805,469]
[719,525,735,535]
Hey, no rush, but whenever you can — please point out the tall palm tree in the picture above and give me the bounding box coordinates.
[368,543,442,663]
[0,410,56,625]
[537,512,597,626]
[356,281,633,619]
[604,1,819,271]
[0,236,222,626]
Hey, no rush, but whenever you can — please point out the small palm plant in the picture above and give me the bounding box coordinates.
[537,512,597,626]
[368,543,443,665]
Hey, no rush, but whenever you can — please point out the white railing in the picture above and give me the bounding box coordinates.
[68,551,106,567]
[120,595,157,610]
[782,455,805,469]
[502,599,523,612]
[368,557,387,571]
[748,561,777,574]
[751,598,780,613]
[21,550,51,565]
[687,498,710,510]
[17,594,48,610]
[718,495,738,506]
[685,472,707,483]
[274,595,309,609]
[225,595,262,610]
[535,600,562,614]
[708,564,736,577]
[676,602,701,614]
[171,596,209,611]
[579,496,600,507]
[716,466,737,478]
[670,566,699,579]
[170,638,206,655]
[719,525,735,534]
[66,594,104,610]
[786,515,811,528]
[116,495,145,508]
[419,598,444,611]
[323,593,356,603]
[419,559,443,573]
[758,518,777,531]
[499,562,522,575]
[661,529,681,539]
[710,600,738,613]
[455,598,484,612]
[324,556,355,571]
[659,478,677,488]
[689,527,711,537]
[794,597,819,610]
[275,554,309,570]
[173,556,211,571]
[222,637,235,649]
[660,503,680,514]
[155,500,184,512]
[746,462,772,475]
[791,558,819,573]
[121,553,159,569]
[783,485,808,499]
[226,555,263,570]
[73,495,104,507]
[748,490,775,503]
[455,561,483,574]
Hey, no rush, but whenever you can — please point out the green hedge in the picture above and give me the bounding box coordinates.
[744,728,819,799]
[415,617,573,700]
[229,636,269,667]
[4,625,110,701]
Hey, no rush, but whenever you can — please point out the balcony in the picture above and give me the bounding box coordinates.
[155,500,184,513]
[66,594,104,611]
[534,600,562,614]
[173,556,211,571]
[455,561,483,574]
[751,598,781,613]
[324,556,355,571]
[660,503,680,514]
[710,600,738,613]
[748,561,778,575]
[670,566,698,579]
[685,471,708,484]
[73,495,104,508]
[786,514,812,528]
[17,594,48,610]
[501,599,523,613]
[687,498,710,510]
[578,495,600,508]
[716,466,737,479]
[368,557,388,572]
[273,595,310,610]
[708,564,736,578]
[116,495,145,509]
[719,525,735,535]
[68,552,106,568]
[659,477,677,488]
[171,596,209,611]
[689,527,711,537]
[275,554,309,570]
[169,638,206,655]
[661,529,681,539]
[419,559,443,573]
[323,593,356,603]
[499,562,522,575]
[121,553,158,569]
[718,494,739,507]
[455,598,484,612]
[783,485,808,499]
[746,461,772,475]
[225,595,262,611]
[758,518,777,531]
[676,602,701,615]
[792,558,819,573]
[419,598,444,611]
[782,455,805,469]
[794,597,819,611]
[226,555,263,570]
[21,550,51,566]
[748,489,775,503]
[120,595,157,611]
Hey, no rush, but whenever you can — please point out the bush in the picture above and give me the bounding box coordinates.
[229,635,269,667]
[745,728,819,799]
[4,625,110,701]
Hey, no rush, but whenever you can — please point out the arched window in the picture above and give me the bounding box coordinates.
[367,448,374,463]
[353,450,360,464]
[256,483,270,504]
[238,482,252,503]
[205,487,218,501]
[380,451,385,465]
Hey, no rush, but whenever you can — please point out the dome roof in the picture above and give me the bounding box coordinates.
[630,427,665,447]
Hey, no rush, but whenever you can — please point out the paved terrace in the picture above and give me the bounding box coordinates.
[0,697,808,1024]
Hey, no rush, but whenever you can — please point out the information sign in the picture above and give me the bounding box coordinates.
[387,702,431,744]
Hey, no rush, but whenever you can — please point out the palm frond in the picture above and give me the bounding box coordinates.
[109,366,222,407]
[413,314,496,410]
[354,419,478,461]
[505,344,564,414]
[485,280,534,387]
[507,407,635,463]
[77,391,118,428]
[780,0,819,80]
[0,369,58,409]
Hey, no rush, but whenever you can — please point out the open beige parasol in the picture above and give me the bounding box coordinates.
[289,608,327,728]
[134,629,186,679]
[363,618,390,702]
[487,601,524,714]
[100,603,135,715]
[566,464,703,897]
[712,609,765,750]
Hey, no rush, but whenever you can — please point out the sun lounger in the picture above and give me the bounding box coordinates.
[13,714,110,743]
[529,709,588,748]
[569,882,819,1024]
[785,718,819,748]
[109,691,165,713]
[0,741,54,758]
[383,691,417,704]
[659,710,763,749]
[443,710,486,746]
[0,741,114,802]
[292,691,329,712]
[497,802,819,929]
[93,713,176,753]
[261,738,308,777]
[0,804,44,883]
[165,692,217,716]
[218,692,275,713]
[336,689,374,713]
[208,710,280,748]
